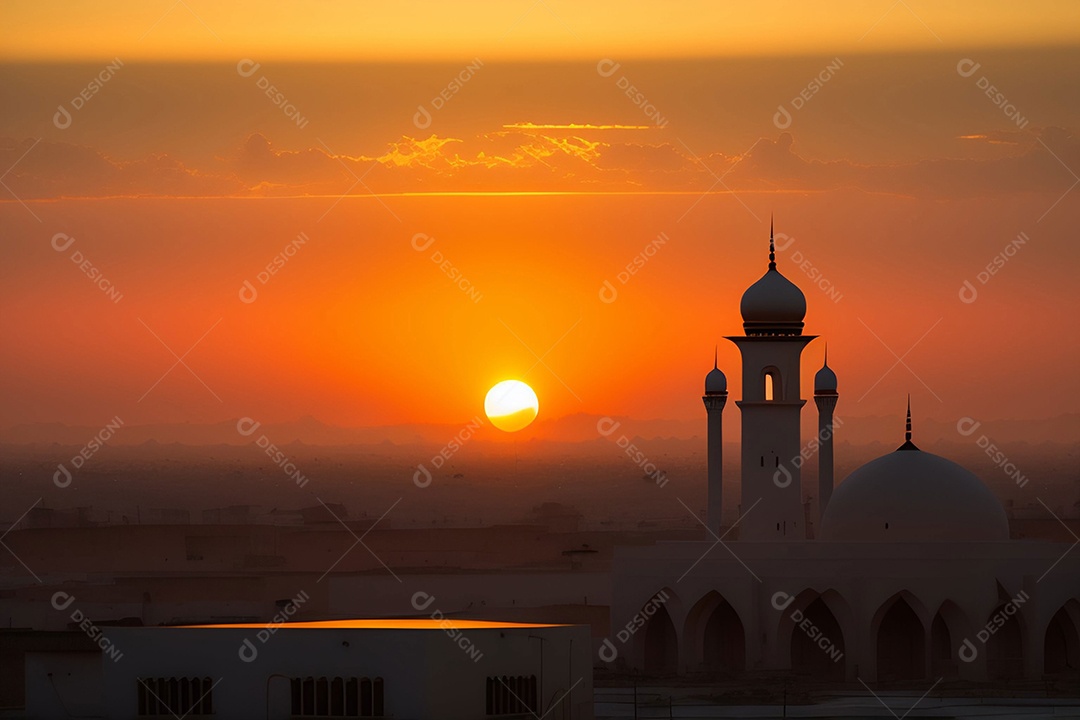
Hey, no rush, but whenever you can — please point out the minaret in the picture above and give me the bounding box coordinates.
[703,348,728,536]
[814,346,838,523]
[727,220,815,541]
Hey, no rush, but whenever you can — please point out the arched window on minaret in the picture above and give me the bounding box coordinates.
[763,367,782,401]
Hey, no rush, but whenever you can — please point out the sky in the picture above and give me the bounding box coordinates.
[1,2,1079,437]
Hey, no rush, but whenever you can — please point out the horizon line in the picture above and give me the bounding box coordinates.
[5,42,1080,65]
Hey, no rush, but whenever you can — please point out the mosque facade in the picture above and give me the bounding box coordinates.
[609,225,1080,683]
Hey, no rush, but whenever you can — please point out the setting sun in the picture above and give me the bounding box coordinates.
[484,380,539,432]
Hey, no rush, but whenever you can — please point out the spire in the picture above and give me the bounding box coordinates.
[897,394,919,451]
[768,215,776,270]
[905,394,912,442]
[705,346,726,395]
[824,343,829,367]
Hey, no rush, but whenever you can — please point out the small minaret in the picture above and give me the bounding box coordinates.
[703,348,728,536]
[814,346,838,524]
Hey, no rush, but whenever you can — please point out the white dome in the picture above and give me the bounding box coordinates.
[821,448,1009,542]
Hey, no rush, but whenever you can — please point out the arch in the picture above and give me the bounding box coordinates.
[776,589,854,680]
[643,603,679,675]
[876,597,926,681]
[779,591,849,680]
[627,586,683,670]
[930,600,973,680]
[763,367,782,401]
[683,591,745,674]
[704,601,746,672]
[870,591,932,635]
[1044,600,1080,675]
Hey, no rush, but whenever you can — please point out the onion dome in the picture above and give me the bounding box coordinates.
[705,348,727,395]
[740,219,806,336]
[814,345,838,394]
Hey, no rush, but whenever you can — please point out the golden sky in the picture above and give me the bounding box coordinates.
[3,0,1080,61]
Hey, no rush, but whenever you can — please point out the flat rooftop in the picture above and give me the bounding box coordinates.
[179,619,565,630]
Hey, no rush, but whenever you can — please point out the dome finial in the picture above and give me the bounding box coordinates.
[768,215,776,270]
[714,345,718,369]
[905,394,912,442]
[824,343,829,367]
[897,394,919,451]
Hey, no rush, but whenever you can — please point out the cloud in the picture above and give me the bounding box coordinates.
[2,126,1076,200]
[0,137,243,199]
[728,129,1080,197]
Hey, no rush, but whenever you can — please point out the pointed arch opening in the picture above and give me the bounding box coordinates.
[930,600,972,680]
[1044,601,1080,676]
[684,591,745,675]
[876,596,926,681]
[643,604,679,675]
[704,601,745,672]
[789,597,846,680]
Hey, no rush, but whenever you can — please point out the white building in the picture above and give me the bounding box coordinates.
[26,619,592,719]
[610,224,1080,682]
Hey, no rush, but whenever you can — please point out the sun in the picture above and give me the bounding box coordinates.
[484,380,539,432]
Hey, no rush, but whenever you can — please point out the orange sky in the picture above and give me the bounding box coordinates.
[4,1,1080,61]
[1,3,1078,434]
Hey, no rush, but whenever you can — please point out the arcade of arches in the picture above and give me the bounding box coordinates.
[628,590,1080,682]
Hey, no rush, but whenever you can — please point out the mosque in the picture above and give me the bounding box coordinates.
[609,225,1080,683]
